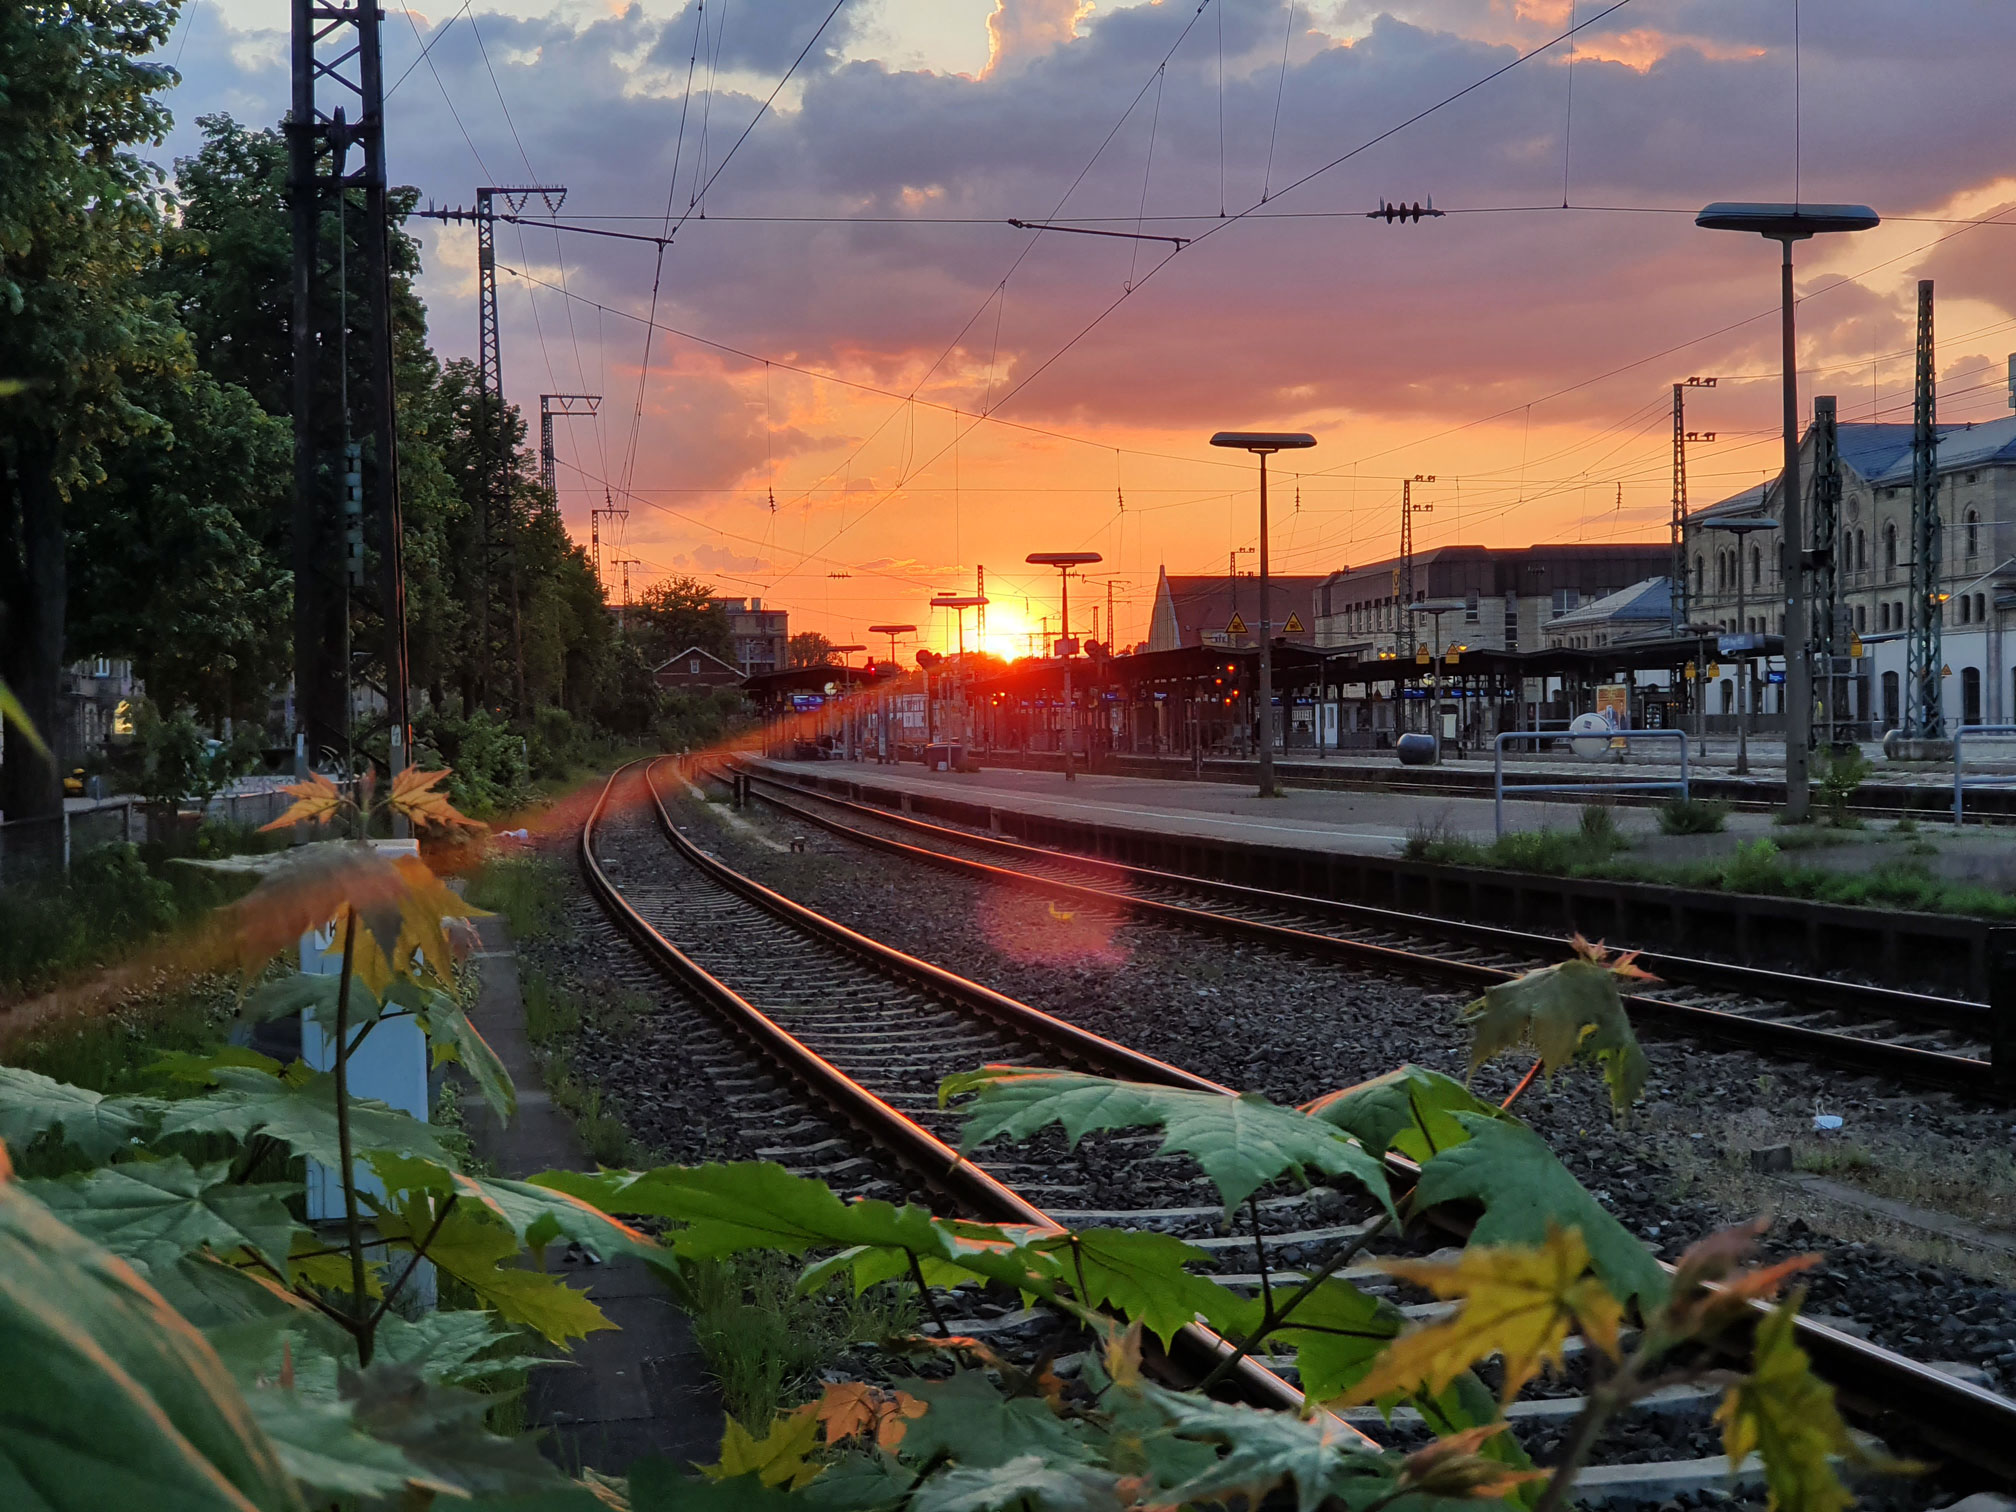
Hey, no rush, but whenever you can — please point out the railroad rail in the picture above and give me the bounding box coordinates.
[730,764,2004,1096]
[578,758,2016,1497]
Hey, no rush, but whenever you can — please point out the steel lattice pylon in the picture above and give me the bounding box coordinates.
[289,1,410,772]
[1810,395,1851,747]
[1908,280,1944,738]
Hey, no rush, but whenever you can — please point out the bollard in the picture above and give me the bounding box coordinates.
[1991,927,2016,1089]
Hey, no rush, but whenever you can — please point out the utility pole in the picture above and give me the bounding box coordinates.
[1810,395,1846,750]
[539,393,600,506]
[1398,475,1435,663]
[289,0,410,775]
[414,185,566,711]
[612,555,642,631]
[1669,378,1718,633]
[976,565,987,649]
[590,497,627,598]
[1106,579,1117,652]
[1909,279,1944,740]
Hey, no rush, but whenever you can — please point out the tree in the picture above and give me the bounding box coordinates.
[0,0,185,818]
[787,631,837,668]
[630,577,731,668]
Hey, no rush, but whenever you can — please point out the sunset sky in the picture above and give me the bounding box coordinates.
[165,1,2016,658]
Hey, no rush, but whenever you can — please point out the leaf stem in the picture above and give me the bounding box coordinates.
[369,1192,460,1329]
[332,905,373,1363]
[1196,1208,1393,1395]
[907,1250,951,1337]
[1531,1381,1620,1512]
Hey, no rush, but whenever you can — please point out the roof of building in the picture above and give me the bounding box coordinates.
[653,645,742,676]
[1149,569,1324,650]
[1545,576,1672,632]
[1694,416,2016,521]
[1319,542,1668,583]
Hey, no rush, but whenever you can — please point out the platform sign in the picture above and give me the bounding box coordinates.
[1766,670,1785,685]
[1225,613,1248,636]
[1283,612,1305,634]
[791,693,825,712]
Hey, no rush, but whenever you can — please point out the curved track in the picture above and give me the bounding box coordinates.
[733,765,2001,1096]
[581,759,2016,1495]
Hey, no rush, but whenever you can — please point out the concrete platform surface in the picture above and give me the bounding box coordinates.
[465,918,721,1474]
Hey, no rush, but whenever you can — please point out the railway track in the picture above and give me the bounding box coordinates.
[730,764,2004,1096]
[576,758,2016,1501]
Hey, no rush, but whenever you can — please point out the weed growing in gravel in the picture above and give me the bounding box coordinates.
[689,1253,919,1429]
[464,855,568,940]
[1656,796,1729,835]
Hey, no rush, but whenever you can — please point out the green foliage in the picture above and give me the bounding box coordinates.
[1818,749,1871,828]
[418,709,532,818]
[1458,946,1650,1114]
[1577,803,1621,849]
[1656,795,1729,835]
[1305,1064,1507,1163]
[1722,837,1785,893]
[131,701,264,807]
[940,1067,1395,1217]
[465,858,568,942]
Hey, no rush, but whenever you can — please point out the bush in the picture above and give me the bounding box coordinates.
[655,687,752,754]
[527,705,580,781]
[1578,802,1622,850]
[1720,837,1786,894]
[1401,811,1478,864]
[1657,796,1730,835]
[0,843,178,994]
[418,709,531,818]
[1818,749,1870,827]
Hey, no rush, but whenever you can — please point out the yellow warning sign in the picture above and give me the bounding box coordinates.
[1225,612,1248,636]
[1284,612,1305,634]
[1415,643,1431,666]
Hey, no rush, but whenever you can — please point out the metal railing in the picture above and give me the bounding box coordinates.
[1493,728,1691,837]
[1951,724,2016,824]
[0,781,312,891]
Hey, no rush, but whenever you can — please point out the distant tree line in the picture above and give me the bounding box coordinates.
[0,4,731,817]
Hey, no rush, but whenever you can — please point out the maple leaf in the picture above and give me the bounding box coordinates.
[816,1381,926,1450]
[1715,1296,1858,1512]
[702,1404,823,1490]
[259,771,347,831]
[1341,1225,1623,1407]
[387,765,485,834]
[1657,1220,1821,1343]
[1394,1423,1549,1503]
[1458,953,1650,1115]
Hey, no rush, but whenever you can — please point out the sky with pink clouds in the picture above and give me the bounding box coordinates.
[159,0,2016,656]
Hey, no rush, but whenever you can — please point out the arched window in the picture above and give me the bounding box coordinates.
[1978,592,1989,624]
[1879,602,1890,632]
[1884,523,1898,571]
[1693,554,1704,596]
[1856,529,1867,570]
[1855,604,1866,633]
[1965,509,1980,559]
[1750,545,1763,586]
[1960,596,1971,625]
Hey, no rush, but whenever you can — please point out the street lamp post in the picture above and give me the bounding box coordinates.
[1415,600,1464,750]
[931,593,987,747]
[1210,430,1318,797]
[867,623,915,764]
[1680,621,1720,759]
[1026,553,1101,781]
[1701,517,1778,776]
[1696,202,1878,817]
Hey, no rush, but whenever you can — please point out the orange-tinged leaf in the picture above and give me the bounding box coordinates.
[1661,1221,1822,1341]
[1396,1423,1549,1502]
[703,1403,823,1489]
[258,772,347,831]
[1342,1225,1622,1407]
[388,765,485,833]
[1715,1296,1857,1512]
[816,1381,925,1449]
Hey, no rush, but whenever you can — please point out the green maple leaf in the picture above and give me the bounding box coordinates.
[387,1203,610,1345]
[1036,1227,1244,1346]
[0,1164,299,1512]
[1716,1297,1857,1512]
[1411,1114,1669,1311]
[1459,956,1649,1114]
[242,973,384,1032]
[538,1162,1052,1296]
[155,1066,449,1169]
[343,1360,567,1497]
[374,1156,648,1260]
[1229,1275,1406,1404]
[24,1158,302,1277]
[242,1387,420,1500]
[0,1066,163,1161]
[1304,1064,1506,1162]
[1134,1380,1395,1512]
[148,1253,323,1332]
[408,988,516,1124]
[943,1069,1394,1217]
[908,1452,1122,1512]
[897,1371,1094,1472]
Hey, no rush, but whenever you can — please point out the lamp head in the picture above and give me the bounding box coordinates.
[1695,202,1878,241]
[1210,431,1318,454]
[1026,552,1102,567]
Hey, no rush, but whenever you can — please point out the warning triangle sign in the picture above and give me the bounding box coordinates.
[1226,612,1248,636]
[1283,612,1305,634]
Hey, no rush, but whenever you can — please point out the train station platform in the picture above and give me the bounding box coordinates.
[747,755,1780,856]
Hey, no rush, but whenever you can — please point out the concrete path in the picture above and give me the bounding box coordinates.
[464,919,721,1474]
